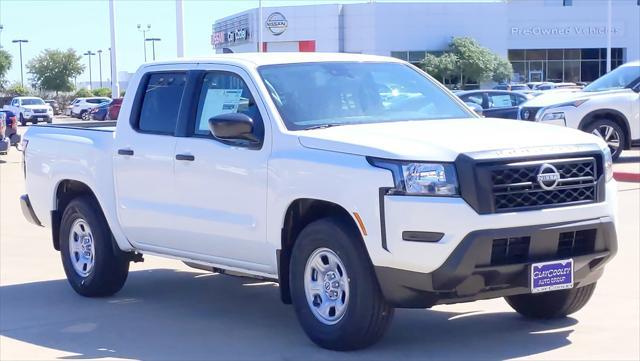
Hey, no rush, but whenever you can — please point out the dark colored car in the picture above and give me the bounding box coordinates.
[45,100,61,115]
[107,98,123,120]
[90,101,111,121]
[0,110,21,144]
[456,90,532,119]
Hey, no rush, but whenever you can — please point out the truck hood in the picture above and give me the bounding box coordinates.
[297,118,603,161]
[524,88,631,107]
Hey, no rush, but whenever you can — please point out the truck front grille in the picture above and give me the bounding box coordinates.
[491,157,597,212]
[33,109,47,114]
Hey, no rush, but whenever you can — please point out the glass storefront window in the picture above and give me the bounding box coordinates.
[547,61,564,82]
[564,60,581,83]
[391,51,408,61]
[408,51,426,63]
[508,47,625,83]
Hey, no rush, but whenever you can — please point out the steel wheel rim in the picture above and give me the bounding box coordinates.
[592,124,620,154]
[303,248,350,325]
[68,218,95,277]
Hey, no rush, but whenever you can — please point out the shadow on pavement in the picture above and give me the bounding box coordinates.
[0,269,577,360]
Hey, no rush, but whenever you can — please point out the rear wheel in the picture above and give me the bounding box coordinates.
[290,218,394,350]
[584,119,625,160]
[59,196,130,297]
[505,283,597,319]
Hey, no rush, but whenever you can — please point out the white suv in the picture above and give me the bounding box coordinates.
[71,97,111,119]
[519,61,640,160]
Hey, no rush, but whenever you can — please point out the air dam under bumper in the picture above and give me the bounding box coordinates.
[375,217,616,308]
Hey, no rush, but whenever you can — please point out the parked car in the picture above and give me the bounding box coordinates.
[65,99,81,116]
[3,96,53,125]
[45,100,61,115]
[0,109,21,147]
[519,60,640,160]
[71,97,111,119]
[456,90,532,119]
[526,81,550,90]
[493,83,528,91]
[90,101,111,121]
[107,98,123,120]
[21,53,618,351]
[536,82,582,91]
[0,112,8,154]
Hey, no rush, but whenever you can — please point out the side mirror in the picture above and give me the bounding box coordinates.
[208,113,258,143]
[465,102,484,116]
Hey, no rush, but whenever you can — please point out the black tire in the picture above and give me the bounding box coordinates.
[19,114,26,126]
[59,196,130,297]
[505,283,597,319]
[289,217,394,350]
[583,119,626,161]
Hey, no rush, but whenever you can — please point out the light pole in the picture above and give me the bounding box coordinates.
[12,39,28,87]
[145,38,161,61]
[97,49,103,88]
[0,25,4,49]
[137,24,151,62]
[83,51,96,90]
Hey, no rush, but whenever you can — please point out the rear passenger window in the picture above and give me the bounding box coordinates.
[138,73,186,134]
[194,72,263,138]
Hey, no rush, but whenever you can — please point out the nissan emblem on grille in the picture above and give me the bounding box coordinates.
[537,163,561,190]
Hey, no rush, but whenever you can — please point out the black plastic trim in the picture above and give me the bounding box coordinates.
[378,187,391,252]
[20,194,42,227]
[402,231,444,243]
[374,217,617,308]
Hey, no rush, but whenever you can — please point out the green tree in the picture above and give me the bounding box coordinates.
[492,55,514,83]
[27,49,85,96]
[0,49,12,89]
[5,82,31,96]
[75,88,93,97]
[92,87,112,97]
[448,37,497,87]
[422,52,459,84]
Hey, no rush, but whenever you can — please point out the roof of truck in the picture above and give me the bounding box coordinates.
[142,52,403,68]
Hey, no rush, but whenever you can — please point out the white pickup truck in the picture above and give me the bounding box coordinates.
[519,60,640,160]
[21,53,618,350]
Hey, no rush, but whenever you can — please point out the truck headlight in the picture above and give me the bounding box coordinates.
[368,158,459,196]
[541,112,565,121]
[602,146,613,182]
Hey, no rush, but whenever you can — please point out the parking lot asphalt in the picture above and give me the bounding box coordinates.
[1,118,639,360]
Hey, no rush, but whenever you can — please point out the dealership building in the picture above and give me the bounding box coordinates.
[212,0,640,84]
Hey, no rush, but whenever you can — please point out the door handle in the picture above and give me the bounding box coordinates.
[117,149,134,156]
[175,154,195,161]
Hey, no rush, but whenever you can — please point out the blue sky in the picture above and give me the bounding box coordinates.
[0,0,495,84]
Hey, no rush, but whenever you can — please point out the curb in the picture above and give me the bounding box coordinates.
[613,172,640,183]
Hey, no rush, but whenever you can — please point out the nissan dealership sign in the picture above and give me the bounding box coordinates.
[510,24,623,38]
[266,12,288,35]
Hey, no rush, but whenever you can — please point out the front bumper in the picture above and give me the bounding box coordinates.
[24,113,51,121]
[375,217,616,308]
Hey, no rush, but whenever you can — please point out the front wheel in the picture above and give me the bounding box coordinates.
[505,283,597,319]
[19,114,26,126]
[59,196,130,297]
[290,218,394,350]
[584,119,626,160]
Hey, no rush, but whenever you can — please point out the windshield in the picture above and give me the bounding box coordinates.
[258,62,472,130]
[584,64,640,92]
[21,98,45,106]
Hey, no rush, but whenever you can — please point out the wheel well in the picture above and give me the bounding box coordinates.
[51,180,98,251]
[278,199,362,304]
[579,109,631,149]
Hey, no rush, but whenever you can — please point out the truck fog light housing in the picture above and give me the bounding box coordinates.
[367,158,459,196]
[541,112,565,121]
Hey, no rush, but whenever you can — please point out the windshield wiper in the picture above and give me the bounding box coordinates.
[303,124,345,130]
